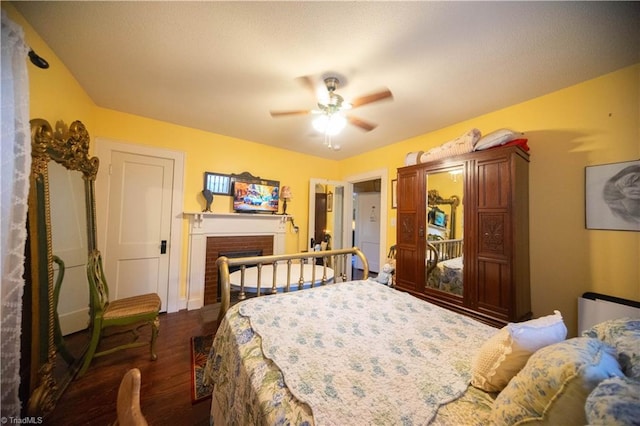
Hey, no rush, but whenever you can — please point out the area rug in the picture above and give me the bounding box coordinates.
[190,334,214,403]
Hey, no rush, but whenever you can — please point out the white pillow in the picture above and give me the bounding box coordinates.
[404,151,424,166]
[470,310,567,392]
[473,128,523,151]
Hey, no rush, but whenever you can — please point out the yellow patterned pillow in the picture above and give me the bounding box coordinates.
[490,337,623,426]
[470,310,567,392]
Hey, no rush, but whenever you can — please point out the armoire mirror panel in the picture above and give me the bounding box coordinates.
[25,119,99,416]
[424,167,464,298]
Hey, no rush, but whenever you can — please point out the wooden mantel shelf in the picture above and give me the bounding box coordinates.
[183,212,292,227]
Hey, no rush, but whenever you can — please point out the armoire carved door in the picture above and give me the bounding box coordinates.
[395,145,531,327]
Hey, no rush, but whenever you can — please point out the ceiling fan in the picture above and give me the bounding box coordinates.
[270,76,393,133]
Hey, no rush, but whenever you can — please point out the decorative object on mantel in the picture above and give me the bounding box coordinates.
[585,159,640,232]
[280,186,292,215]
[202,189,213,212]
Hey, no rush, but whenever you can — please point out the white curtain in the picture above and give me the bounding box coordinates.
[1,10,31,417]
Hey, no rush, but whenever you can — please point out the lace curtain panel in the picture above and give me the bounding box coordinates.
[1,10,31,417]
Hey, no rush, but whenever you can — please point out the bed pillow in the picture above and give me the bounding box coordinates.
[404,151,424,166]
[490,337,623,426]
[582,318,640,379]
[419,128,481,163]
[473,128,523,151]
[585,376,640,426]
[470,310,567,392]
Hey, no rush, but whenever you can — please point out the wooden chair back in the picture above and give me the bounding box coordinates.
[88,249,110,319]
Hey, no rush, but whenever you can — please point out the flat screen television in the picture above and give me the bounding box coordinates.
[233,180,279,213]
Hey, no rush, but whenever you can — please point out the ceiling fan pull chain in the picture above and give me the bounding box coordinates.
[324,132,332,149]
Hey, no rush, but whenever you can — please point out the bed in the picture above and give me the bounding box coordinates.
[205,247,500,425]
[426,238,464,295]
[204,248,640,426]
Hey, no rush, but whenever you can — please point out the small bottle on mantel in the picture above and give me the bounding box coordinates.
[310,238,315,250]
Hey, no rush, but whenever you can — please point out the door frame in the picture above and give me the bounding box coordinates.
[95,138,185,313]
[308,178,348,248]
[345,169,388,272]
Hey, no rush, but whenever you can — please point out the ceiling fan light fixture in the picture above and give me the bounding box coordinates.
[312,113,346,136]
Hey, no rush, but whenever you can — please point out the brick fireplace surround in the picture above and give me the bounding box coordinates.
[204,235,273,304]
[185,212,287,310]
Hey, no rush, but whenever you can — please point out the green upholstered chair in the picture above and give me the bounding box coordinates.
[78,250,161,377]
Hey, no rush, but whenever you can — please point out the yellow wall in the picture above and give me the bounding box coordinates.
[4,2,340,304]
[340,65,640,335]
[8,3,638,335]
[5,3,95,134]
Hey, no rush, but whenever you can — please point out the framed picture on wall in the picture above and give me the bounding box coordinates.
[391,179,397,209]
[204,171,232,195]
[327,191,333,212]
[585,159,639,231]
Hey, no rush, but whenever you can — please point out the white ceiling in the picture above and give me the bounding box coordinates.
[14,1,640,160]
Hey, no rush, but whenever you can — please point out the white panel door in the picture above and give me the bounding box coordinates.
[355,192,381,273]
[105,151,173,309]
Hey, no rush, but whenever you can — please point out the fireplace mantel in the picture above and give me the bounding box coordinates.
[184,212,289,309]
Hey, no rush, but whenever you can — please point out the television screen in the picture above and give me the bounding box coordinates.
[233,180,279,213]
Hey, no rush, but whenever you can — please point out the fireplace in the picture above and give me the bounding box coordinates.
[205,236,272,304]
[185,212,287,310]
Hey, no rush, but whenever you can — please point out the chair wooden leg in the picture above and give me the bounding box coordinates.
[77,322,102,377]
[150,316,159,361]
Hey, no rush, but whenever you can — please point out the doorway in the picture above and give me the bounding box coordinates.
[308,169,388,280]
[353,180,381,274]
[345,168,388,278]
[95,139,184,313]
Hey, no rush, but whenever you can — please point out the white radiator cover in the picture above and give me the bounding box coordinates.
[578,293,640,334]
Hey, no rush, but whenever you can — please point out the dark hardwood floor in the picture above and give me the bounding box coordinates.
[47,269,370,425]
[46,308,216,426]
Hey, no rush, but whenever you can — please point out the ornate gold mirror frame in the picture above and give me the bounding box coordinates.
[26,119,99,416]
[428,189,460,239]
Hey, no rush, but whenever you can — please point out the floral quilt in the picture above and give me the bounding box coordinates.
[426,257,464,295]
[205,280,496,425]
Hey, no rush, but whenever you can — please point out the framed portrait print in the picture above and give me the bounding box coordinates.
[391,179,397,209]
[585,159,640,231]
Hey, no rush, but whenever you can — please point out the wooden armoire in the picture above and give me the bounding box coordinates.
[395,145,531,327]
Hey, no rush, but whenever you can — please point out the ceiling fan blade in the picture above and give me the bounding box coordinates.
[295,75,317,96]
[270,109,311,117]
[348,116,377,132]
[350,89,393,108]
